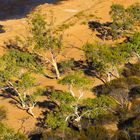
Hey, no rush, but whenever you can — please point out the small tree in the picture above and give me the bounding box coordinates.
[0,122,28,140]
[45,91,75,130]
[117,32,140,61]
[28,12,64,79]
[110,4,125,22]
[127,32,140,60]
[0,72,41,118]
[82,95,118,120]
[112,130,130,140]
[128,115,140,139]
[59,71,93,129]
[59,71,92,98]
[126,3,140,26]
[0,49,42,118]
[0,107,6,121]
[83,43,126,82]
[109,4,131,39]
[109,3,140,39]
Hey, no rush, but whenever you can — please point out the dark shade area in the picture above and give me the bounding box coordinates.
[0,0,63,20]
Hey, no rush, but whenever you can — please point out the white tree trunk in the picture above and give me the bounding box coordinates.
[68,85,75,97]
[37,52,61,79]
[113,66,120,78]
[21,100,26,108]
[27,103,36,118]
[53,61,60,79]
[107,72,111,82]
[50,51,60,79]
[7,81,27,108]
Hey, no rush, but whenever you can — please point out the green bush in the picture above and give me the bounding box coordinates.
[112,130,130,140]
[0,107,6,121]
[123,62,140,77]
[0,122,28,140]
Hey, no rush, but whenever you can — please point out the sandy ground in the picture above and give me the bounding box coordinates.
[0,0,139,134]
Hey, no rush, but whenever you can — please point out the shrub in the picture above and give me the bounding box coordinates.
[0,122,28,140]
[112,130,130,140]
[0,107,6,121]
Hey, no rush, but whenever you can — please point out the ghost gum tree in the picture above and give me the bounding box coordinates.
[45,71,117,130]
[0,49,42,118]
[120,32,140,61]
[109,4,129,39]
[83,39,140,83]
[82,95,118,121]
[45,91,76,130]
[83,43,127,83]
[59,71,92,98]
[27,12,63,79]
[109,3,140,39]
[45,88,118,131]
[59,71,93,128]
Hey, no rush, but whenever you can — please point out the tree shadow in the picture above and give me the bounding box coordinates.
[0,88,21,106]
[118,116,136,130]
[0,0,66,20]
[92,84,106,96]
[37,100,56,109]
[35,87,62,127]
[56,59,86,76]
[36,86,61,110]
[88,21,113,40]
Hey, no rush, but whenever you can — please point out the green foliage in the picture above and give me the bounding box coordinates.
[2,49,32,68]
[41,125,110,140]
[112,130,129,140]
[127,3,140,25]
[95,113,118,124]
[83,43,106,73]
[0,49,42,89]
[0,57,19,83]
[14,72,35,89]
[30,88,44,101]
[110,4,125,21]
[50,91,75,104]
[100,77,140,95]
[1,49,43,73]
[41,127,87,140]
[109,4,131,39]
[85,126,110,140]
[109,3,140,39]
[29,12,47,49]
[45,110,67,130]
[123,62,140,77]
[82,95,117,119]
[128,115,140,137]
[84,95,117,108]
[83,95,116,108]
[0,107,6,121]
[46,91,75,129]
[58,59,75,74]
[59,71,92,90]
[118,32,140,58]
[129,32,140,45]
[29,12,63,53]
[0,122,28,140]
[83,43,127,75]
